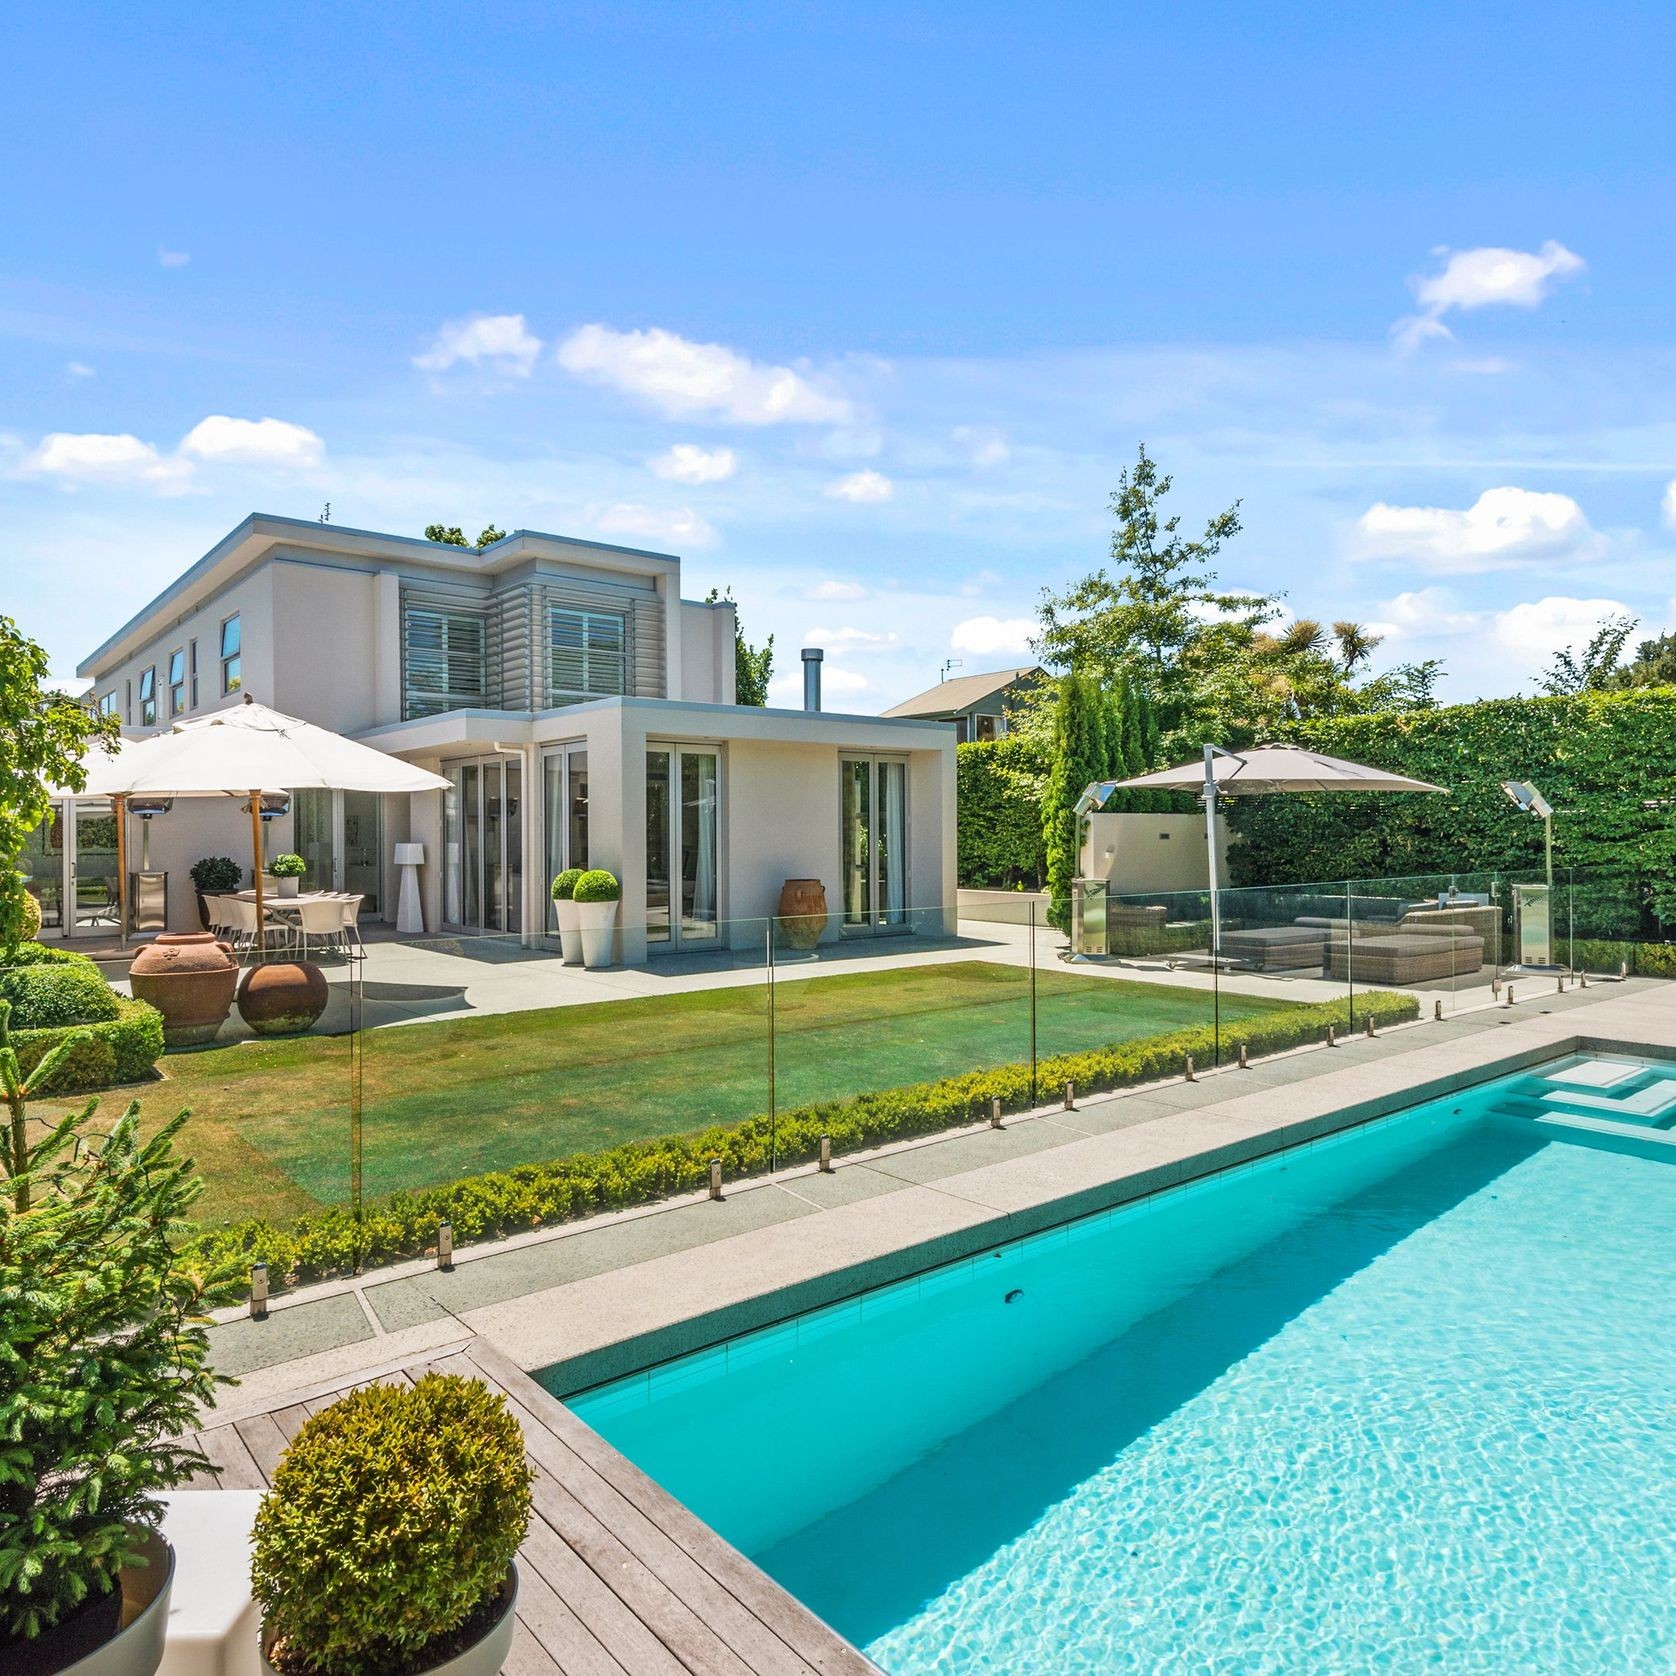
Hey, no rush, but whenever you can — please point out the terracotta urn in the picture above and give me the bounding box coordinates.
[128,933,239,1048]
[236,960,329,1037]
[777,878,829,951]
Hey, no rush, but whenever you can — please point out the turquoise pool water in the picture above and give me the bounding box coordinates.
[564,1055,1676,1673]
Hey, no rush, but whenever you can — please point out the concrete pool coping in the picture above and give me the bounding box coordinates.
[204,976,1674,1416]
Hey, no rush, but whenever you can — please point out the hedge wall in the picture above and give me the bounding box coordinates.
[184,987,1419,1286]
[0,950,120,1030]
[1226,690,1676,932]
[957,736,1048,888]
[13,997,165,1091]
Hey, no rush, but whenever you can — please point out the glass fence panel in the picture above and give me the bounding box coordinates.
[1346,870,1510,1015]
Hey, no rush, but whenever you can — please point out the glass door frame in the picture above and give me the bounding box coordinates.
[291,789,384,914]
[540,743,590,937]
[840,754,910,936]
[645,741,723,953]
[443,754,523,936]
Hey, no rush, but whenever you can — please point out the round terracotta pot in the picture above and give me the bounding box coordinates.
[236,961,329,1037]
[128,933,240,1048]
[777,878,828,951]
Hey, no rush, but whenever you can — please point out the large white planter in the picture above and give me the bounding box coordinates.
[12,1526,175,1676]
[576,899,619,968]
[553,897,583,964]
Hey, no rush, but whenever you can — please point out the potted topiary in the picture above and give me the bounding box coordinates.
[549,868,583,964]
[571,869,620,969]
[189,855,244,929]
[251,1375,532,1676]
[268,854,308,899]
[0,1004,240,1676]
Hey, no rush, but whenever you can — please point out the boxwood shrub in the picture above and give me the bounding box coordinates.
[185,988,1419,1288]
[0,949,120,1030]
[13,998,165,1091]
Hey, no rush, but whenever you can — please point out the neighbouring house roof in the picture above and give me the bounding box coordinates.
[881,665,1045,719]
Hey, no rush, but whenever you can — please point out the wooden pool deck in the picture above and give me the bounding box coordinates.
[183,1335,880,1676]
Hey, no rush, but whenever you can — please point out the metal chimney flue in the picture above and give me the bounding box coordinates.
[801,647,824,712]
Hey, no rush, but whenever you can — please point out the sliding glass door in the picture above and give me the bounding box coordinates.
[293,789,384,913]
[840,756,907,933]
[646,745,719,950]
[444,757,522,934]
[541,747,589,935]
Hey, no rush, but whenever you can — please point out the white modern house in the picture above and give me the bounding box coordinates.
[48,515,957,960]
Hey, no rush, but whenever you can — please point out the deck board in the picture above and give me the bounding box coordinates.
[185,1334,879,1675]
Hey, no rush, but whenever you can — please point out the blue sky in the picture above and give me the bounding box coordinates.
[7,1,1675,709]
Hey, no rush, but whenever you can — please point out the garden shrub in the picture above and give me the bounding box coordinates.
[0,950,119,1030]
[13,998,164,1091]
[251,1376,531,1676]
[185,989,1419,1287]
[1107,918,1213,957]
[550,867,583,900]
[958,736,1049,888]
[572,868,620,904]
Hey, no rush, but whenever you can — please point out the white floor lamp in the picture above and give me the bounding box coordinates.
[393,842,426,935]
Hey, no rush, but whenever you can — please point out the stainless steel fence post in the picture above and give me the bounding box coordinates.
[437,1220,454,1272]
[709,1158,723,1200]
[250,1262,269,1321]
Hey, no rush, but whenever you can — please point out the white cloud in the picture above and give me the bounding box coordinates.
[804,626,898,654]
[21,432,189,489]
[1393,241,1584,353]
[1354,486,1598,573]
[1374,587,1484,639]
[824,469,892,503]
[556,324,851,425]
[592,502,716,548]
[66,362,95,379]
[157,246,190,268]
[803,579,867,602]
[1491,595,1635,665]
[179,415,324,467]
[951,424,1010,467]
[414,313,542,376]
[649,443,736,484]
[768,664,873,705]
[1663,479,1676,528]
[950,615,1037,660]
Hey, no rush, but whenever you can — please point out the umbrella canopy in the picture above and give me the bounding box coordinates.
[1112,742,1444,797]
[78,698,448,798]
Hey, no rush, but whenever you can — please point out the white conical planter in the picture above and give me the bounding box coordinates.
[554,898,583,964]
[577,899,619,968]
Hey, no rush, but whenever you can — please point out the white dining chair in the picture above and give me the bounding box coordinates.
[203,896,234,938]
[338,893,366,954]
[295,897,347,960]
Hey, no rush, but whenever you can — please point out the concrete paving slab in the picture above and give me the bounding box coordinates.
[855,1118,1081,1185]
[771,1162,915,1209]
[209,1293,374,1378]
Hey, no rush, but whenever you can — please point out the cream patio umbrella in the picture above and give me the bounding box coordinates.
[1085,742,1447,967]
[76,696,449,950]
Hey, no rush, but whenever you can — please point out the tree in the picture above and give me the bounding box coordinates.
[1609,630,1676,689]
[0,616,119,957]
[1538,614,1638,695]
[1041,674,1108,932]
[705,588,774,706]
[424,523,504,549]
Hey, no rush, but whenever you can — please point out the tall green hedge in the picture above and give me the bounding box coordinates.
[957,736,1048,888]
[1226,690,1676,932]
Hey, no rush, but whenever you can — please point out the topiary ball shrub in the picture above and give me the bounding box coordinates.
[571,868,620,905]
[18,888,40,944]
[190,856,245,893]
[251,1375,532,1676]
[0,953,120,1030]
[269,853,308,880]
[549,867,583,901]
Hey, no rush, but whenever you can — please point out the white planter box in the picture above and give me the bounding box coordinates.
[577,899,619,968]
[158,1491,263,1676]
[553,897,583,964]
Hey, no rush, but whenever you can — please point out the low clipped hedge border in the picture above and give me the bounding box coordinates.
[14,997,165,1091]
[185,989,1420,1288]
[0,957,120,1030]
[1569,938,1676,978]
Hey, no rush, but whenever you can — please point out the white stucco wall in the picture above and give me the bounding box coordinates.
[1082,812,1229,894]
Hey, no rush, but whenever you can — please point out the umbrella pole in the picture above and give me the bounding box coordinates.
[249,792,266,964]
[1202,745,1221,968]
[115,794,128,949]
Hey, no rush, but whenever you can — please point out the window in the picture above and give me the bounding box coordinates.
[124,679,131,724]
[97,691,118,717]
[402,606,487,720]
[168,649,186,715]
[138,666,157,727]
[189,639,199,709]
[975,713,998,742]
[548,608,626,703]
[220,614,242,695]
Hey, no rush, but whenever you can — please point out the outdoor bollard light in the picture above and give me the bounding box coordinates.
[1365,1015,1375,1039]
[709,1158,723,1200]
[819,1133,833,1172]
[250,1262,269,1322]
[1064,1080,1075,1110]
[1184,1055,1196,1082]
[990,1096,1004,1129]
[1237,1042,1248,1069]
[437,1219,454,1272]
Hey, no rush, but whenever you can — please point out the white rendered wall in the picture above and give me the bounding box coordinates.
[1081,812,1229,894]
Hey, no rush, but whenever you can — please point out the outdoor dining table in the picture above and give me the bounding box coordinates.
[232,888,343,914]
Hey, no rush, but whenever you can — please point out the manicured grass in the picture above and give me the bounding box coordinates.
[53,960,1287,1224]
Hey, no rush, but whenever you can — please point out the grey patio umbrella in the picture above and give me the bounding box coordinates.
[1083,742,1447,965]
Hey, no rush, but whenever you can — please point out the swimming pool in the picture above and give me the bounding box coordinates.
[563,1054,1676,1673]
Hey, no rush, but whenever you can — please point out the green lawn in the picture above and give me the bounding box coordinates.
[62,960,1285,1225]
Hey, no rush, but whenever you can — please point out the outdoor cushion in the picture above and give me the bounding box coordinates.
[1221,924,1330,971]
[1325,932,1484,984]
